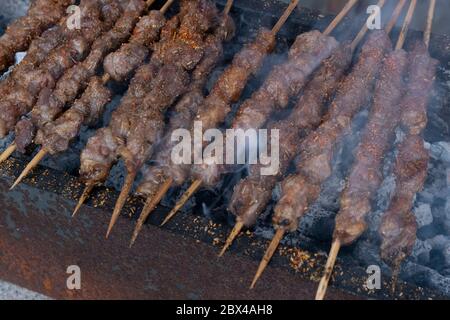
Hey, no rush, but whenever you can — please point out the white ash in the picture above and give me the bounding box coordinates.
[403,261,450,296]
[430,141,450,163]
[412,239,433,265]
[414,203,434,228]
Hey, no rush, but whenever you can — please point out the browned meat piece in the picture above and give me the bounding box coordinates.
[209,28,276,104]
[137,26,275,194]
[34,77,112,154]
[380,42,438,269]
[379,136,427,267]
[103,10,166,81]
[14,0,149,152]
[79,62,159,183]
[0,0,75,73]
[79,0,220,185]
[191,30,339,186]
[273,31,392,232]
[136,29,229,195]
[0,0,121,139]
[229,43,353,227]
[334,49,409,246]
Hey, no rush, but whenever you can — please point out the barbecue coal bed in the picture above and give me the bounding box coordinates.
[0,0,449,300]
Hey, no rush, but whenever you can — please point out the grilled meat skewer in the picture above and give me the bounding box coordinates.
[221,42,353,256]
[13,0,166,154]
[130,17,234,245]
[0,0,76,73]
[250,28,392,289]
[379,40,438,279]
[161,0,362,227]
[316,0,419,300]
[131,0,301,243]
[0,0,124,139]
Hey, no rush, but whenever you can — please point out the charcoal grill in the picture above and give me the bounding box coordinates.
[0,0,449,300]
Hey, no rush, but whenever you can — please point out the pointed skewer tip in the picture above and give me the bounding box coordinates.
[218,221,244,257]
[106,170,137,239]
[0,143,17,164]
[315,239,341,300]
[250,228,285,289]
[130,177,174,247]
[10,148,48,190]
[72,183,95,217]
[160,179,202,227]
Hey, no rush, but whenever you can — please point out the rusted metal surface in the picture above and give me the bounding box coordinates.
[0,157,445,299]
[0,158,360,299]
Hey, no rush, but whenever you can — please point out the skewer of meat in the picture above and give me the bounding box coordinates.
[104,0,232,237]
[219,0,405,257]
[128,13,235,246]
[14,0,162,153]
[0,0,167,164]
[69,0,221,237]
[158,0,360,228]
[70,4,194,216]
[8,0,176,190]
[0,0,76,74]
[0,0,124,143]
[379,0,437,294]
[315,0,419,300]
[249,0,401,290]
[129,0,302,245]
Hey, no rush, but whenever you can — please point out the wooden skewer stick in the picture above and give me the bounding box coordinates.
[219,0,378,258]
[218,221,244,257]
[250,228,285,289]
[10,148,48,190]
[0,143,17,164]
[385,0,407,35]
[223,0,234,16]
[160,179,202,227]
[315,1,418,301]
[323,0,359,36]
[106,169,137,238]
[271,0,300,35]
[315,240,341,300]
[72,182,95,217]
[395,0,417,50]
[350,0,386,52]
[129,177,174,247]
[424,0,436,49]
